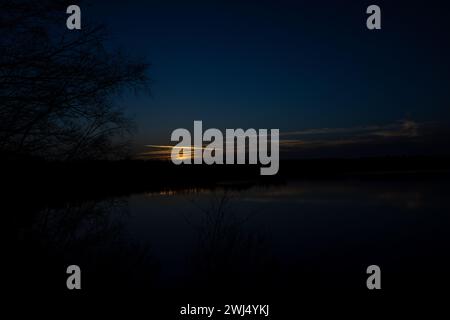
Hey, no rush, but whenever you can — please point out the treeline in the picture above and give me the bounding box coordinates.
[4,156,450,201]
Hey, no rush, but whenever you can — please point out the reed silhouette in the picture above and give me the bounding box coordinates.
[184,192,278,294]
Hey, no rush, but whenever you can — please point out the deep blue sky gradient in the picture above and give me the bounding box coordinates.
[85,0,450,155]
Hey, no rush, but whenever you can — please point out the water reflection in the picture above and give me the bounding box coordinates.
[142,179,445,211]
[14,198,157,293]
[126,178,450,294]
[183,192,277,292]
[12,178,450,296]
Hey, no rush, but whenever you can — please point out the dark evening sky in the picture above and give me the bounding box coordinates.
[87,0,450,157]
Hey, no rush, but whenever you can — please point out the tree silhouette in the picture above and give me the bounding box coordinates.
[0,0,150,160]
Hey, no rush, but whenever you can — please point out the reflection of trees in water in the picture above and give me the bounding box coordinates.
[184,191,278,291]
[32,199,126,252]
[15,199,157,292]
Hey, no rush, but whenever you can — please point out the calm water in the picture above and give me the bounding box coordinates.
[127,179,450,291]
[16,177,450,298]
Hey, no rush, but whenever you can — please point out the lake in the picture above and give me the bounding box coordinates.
[14,176,450,302]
